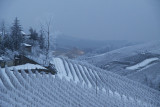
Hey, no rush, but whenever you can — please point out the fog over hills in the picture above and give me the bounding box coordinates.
[0,0,160,106]
[1,0,160,41]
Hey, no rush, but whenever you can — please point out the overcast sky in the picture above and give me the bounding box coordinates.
[0,0,160,41]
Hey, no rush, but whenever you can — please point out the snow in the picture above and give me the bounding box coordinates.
[79,65,92,87]
[0,68,14,89]
[69,63,79,83]
[1,63,46,71]
[0,57,3,61]
[85,40,160,67]
[53,58,71,81]
[0,57,160,107]
[53,58,97,88]
[126,57,159,70]
[21,31,26,35]
[23,43,32,47]
[127,62,160,91]
[1,56,10,61]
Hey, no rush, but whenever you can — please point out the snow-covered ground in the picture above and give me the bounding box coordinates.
[127,62,160,90]
[1,63,46,71]
[0,58,160,107]
[85,41,160,67]
[83,41,160,91]
[126,57,159,70]
[52,57,160,106]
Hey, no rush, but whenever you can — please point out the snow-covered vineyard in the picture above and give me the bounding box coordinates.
[0,57,160,107]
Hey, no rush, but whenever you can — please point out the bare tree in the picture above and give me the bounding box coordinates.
[40,18,53,61]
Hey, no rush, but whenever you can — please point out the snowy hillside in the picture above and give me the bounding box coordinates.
[126,57,159,70]
[53,57,160,106]
[85,41,160,66]
[0,57,160,107]
[127,62,160,91]
[84,41,160,91]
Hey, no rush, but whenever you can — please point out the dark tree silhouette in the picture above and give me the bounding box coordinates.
[11,17,23,50]
[29,27,38,41]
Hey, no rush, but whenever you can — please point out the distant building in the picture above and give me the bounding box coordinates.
[22,43,32,54]
[0,55,37,68]
[21,31,31,39]
[21,31,26,36]
[0,57,14,67]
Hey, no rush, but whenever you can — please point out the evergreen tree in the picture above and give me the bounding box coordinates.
[0,36,3,54]
[3,35,14,51]
[0,21,6,38]
[29,27,38,41]
[11,17,23,50]
[0,21,6,52]
[0,35,2,49]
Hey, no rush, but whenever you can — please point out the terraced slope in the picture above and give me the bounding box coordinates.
[0,57,160,107]
[53,57,160,106]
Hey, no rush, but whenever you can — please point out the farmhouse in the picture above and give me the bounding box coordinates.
[22,43,32,53]
[0,57,14,67]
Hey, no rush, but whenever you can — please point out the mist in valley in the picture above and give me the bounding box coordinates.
[0,0,160,106]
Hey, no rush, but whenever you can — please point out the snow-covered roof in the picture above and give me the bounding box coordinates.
[0,57,3,61]
[1,63,46,71]
[21,31,26,35]
[23,43,32,47]
[0,56,11,61]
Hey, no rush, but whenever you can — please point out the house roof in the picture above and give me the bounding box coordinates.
[0,57,3,61]
[0,56,11,61]
[21,31,26,35]
[23,43,32,47]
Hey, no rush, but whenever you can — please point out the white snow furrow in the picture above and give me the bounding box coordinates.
[63,60,73,80]
[82,66,95,87]
[72,63,83,82]
[78,65,92,87]
[126,57,159,70]
[0,68,14,90]
[54,58,70,80]
[68,62,79,83]
[0,57,159,107]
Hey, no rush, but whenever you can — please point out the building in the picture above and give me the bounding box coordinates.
[22,43,32,54]
[0,57,14,67]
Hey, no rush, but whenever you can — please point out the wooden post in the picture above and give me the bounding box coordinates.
[96,76,97,96]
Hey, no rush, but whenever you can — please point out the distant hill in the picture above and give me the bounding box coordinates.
[55,35,136,52]
[84,41,160,91]
[55,35,137,59]
[85,41,160,66]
